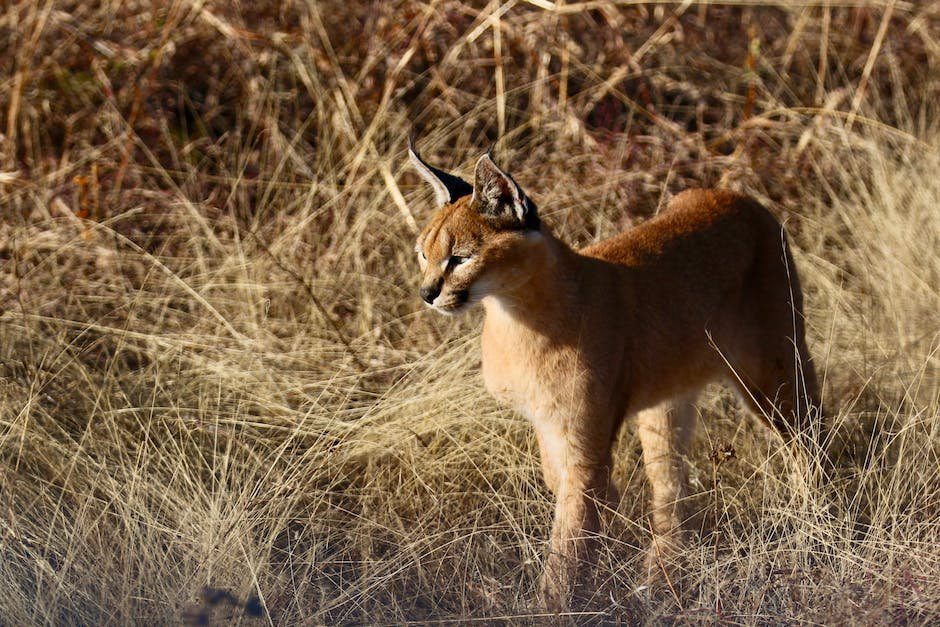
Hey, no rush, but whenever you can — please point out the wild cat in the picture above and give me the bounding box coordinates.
[408,137,820,609]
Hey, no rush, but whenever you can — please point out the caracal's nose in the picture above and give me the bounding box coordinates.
[420,285,440,304]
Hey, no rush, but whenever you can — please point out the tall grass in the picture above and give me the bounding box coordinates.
[1,1,938,623]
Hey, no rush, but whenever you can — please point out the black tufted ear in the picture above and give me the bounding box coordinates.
[471,152,539,230]
[407,134,473,206]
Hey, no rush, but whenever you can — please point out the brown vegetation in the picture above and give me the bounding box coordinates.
[1,1,938,623]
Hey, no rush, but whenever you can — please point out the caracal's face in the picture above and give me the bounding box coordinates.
[409,141,540,314]
[415,196,529,315]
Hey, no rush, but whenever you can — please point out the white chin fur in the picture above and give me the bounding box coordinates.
[421,299,458,315]
[433,302,469,316]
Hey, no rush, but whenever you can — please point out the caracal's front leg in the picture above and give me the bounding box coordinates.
[533,420,564,495]
[535,417,617,611]
[636,396,696,580]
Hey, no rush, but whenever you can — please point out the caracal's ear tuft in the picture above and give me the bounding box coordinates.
[472,153,539,230]
[407,133,473,206]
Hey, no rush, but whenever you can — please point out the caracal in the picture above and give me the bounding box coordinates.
[408,137,821,610]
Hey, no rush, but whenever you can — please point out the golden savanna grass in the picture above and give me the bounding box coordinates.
[1,1,938,623]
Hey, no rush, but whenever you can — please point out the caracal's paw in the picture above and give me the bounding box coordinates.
[538,557,574,613]
[641,531,689,589]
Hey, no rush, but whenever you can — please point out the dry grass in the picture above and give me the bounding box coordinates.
[1,0,938,623]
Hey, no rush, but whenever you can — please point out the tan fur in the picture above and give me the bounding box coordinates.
[412,152,820,610]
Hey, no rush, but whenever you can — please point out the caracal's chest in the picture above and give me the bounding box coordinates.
[480,301,576,421]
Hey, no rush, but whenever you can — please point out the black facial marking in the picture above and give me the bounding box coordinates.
[447,255,470,270]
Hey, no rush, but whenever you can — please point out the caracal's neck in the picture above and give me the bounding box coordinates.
[481,229,583,335]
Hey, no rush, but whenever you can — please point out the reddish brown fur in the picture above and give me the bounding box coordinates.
[414,162,820,610]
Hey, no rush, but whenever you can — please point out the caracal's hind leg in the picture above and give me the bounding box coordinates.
[637,396,696,580]
[727,235,822,445]
[728,328,821,445]
[732,339,827,495]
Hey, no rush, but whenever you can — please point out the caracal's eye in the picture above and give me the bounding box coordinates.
[448,255,472,269]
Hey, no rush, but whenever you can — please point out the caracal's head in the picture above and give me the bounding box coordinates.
[408,137,541,315]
